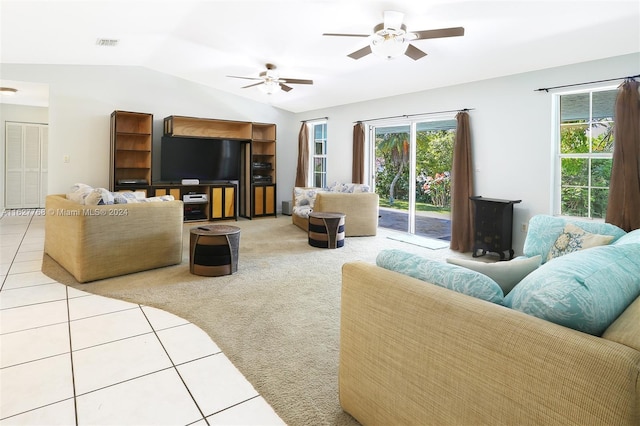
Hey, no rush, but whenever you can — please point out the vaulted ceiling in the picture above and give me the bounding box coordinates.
[1,0,638,113]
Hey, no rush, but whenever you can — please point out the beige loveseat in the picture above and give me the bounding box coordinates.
[292,186,379,237]
[44,194,184,283]
[339,216,640,425]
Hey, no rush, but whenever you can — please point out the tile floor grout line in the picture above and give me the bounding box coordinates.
[67,305,140,322]
[70,330,158,353]
[0,213,30,292]
[65,285,80,426]
[140,304,211,426]
[72,365,176,398]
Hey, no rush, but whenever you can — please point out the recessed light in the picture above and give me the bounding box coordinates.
[0,87,18,96]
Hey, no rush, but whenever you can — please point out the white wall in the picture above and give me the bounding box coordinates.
[0,64,298,210]
[2,53,638,252]
[295,53,640,252]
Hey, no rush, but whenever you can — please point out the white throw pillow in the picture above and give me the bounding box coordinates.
[446,255,542,295]
[66,183,93,204]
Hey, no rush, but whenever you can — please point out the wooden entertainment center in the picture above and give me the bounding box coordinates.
[110,111,277,221]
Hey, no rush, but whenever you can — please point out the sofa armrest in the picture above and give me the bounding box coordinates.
[340,262,640,425]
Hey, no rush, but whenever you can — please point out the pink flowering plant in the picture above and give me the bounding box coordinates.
[422,171,451,207]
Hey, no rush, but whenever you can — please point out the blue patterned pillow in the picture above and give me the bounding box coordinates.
[376,249,504,304]
[507,243,640,336]
[546,223,614,261]
[523,215,625,263]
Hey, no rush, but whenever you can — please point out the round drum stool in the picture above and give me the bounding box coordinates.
[189,225,240,276]
[308,211,346,249]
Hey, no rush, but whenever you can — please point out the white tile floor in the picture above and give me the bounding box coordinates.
[0,209,285,425]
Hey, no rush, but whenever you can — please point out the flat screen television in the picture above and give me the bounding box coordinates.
[160,136,244,183]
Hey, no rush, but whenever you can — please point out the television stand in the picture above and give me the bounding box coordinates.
[152,182,237,222]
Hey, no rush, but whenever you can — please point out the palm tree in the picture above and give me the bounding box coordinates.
[377,132,409,204]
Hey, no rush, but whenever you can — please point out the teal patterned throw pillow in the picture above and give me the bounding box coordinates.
[376,249,504,305]
[508,243,640,336]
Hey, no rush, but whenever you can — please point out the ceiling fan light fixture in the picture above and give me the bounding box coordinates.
[370,31,408,59]
[260,79,279,95]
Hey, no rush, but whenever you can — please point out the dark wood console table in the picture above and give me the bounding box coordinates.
[470,196,521,260]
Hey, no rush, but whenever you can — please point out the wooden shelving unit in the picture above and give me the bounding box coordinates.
[161,116,276,219]
[110,113,275,220]
[250,123,277,217]
[110,111,153,192]
[164,116,252,140]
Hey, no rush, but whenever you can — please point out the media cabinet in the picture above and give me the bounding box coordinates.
[110,111,277,221]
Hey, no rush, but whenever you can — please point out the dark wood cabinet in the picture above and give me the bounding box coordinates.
[470,196,521,260]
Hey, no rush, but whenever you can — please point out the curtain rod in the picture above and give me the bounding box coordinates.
[354,108,473,124]
[534,74,640,92]
[300,116,328,122]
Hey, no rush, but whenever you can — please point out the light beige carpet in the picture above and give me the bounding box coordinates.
[42,215,459,426]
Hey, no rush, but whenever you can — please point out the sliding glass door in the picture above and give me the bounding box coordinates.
[371,117,455,240]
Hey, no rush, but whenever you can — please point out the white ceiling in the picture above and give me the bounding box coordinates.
[1,0,639,113]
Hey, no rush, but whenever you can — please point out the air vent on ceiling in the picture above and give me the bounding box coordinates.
[96,38,119,47]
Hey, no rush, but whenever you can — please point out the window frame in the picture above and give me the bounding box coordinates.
[308,120,327,188]
[552,85,617,219]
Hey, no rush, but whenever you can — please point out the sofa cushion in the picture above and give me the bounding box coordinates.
[523,215,625,263]
[446,255,541,295]
[376,249,504,304]
[546,222,614,261]
[506,243,640,336]
[613,228,640,246]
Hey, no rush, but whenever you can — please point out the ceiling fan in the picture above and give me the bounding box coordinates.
[227,63,313,94]
[323,10,464,60]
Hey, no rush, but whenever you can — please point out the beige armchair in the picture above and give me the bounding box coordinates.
[292,187,379,237]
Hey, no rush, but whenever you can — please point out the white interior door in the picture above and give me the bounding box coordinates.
[5,122,48,209]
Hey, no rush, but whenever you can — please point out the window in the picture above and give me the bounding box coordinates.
[555,88,616,219]
[310,121,327,188]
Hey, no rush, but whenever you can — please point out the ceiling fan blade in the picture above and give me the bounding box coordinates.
[348,45,372,60]
[323,33,369,37]
[241,81,265,89]
[405,44,428,61]
[228,75,263,81]
[412,27,465,40]
[279,83,293,92]
[280,78,313,85]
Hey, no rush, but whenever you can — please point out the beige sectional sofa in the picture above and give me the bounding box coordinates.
[339,216,640,425]
[44,194,184,283]
[292,185,379,237]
